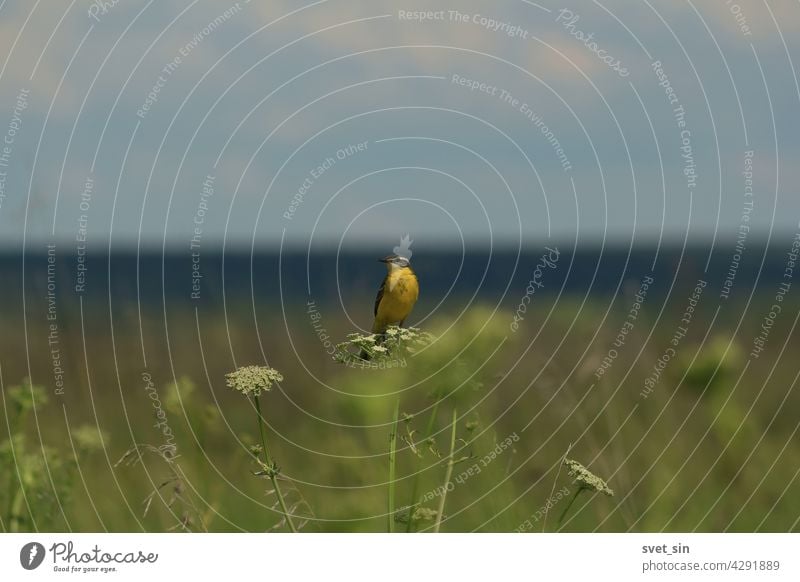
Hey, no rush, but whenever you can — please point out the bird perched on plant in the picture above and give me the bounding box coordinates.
[360,254,419,360]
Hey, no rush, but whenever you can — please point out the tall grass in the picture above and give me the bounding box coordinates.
[434,409,458,533]
[4,302,800,532]
[387,400,399,532]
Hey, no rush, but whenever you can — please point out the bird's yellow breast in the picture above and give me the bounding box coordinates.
[374,267,418,332]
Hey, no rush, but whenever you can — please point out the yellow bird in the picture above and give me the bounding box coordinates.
[361,254,419,359]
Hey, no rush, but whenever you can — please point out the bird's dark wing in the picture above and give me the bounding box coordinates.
[373,277,387,316]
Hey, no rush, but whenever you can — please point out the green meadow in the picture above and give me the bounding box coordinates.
[2,295,799,533]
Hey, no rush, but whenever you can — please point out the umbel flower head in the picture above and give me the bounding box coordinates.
[333,326,435,364]
[225,366,283,397]
[394,506,438,524]
[564,458,614,496]
[72,425,108,453]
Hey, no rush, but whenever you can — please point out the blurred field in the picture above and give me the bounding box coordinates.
[2,271,799,532]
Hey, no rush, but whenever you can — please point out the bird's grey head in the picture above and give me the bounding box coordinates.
[379,254,411,269]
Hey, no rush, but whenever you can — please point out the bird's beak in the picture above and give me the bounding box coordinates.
[378,257,390,263]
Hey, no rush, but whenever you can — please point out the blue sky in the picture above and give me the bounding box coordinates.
[0,0,798,252]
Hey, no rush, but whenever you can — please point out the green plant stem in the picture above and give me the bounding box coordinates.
[4,464,17,532]
[5,406,26,531]
[542,444,572,533]
[254,396,297,533]
[6,487,21,533]
[405,398,442,532]
[433,409,458,533]
[557,487,585,527]
[388,399,400,533]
